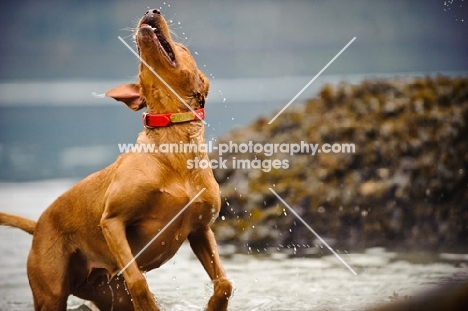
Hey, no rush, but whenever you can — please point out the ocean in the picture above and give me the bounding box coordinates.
[0,180,467,310]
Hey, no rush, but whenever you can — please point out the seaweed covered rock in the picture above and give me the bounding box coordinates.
[212,75,468,253]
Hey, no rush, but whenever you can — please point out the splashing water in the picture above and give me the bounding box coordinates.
[1,183,467,311]
[107,282,115,311]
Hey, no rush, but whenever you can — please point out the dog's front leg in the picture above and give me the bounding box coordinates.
[189,228,233,311]
[100,215,160,311]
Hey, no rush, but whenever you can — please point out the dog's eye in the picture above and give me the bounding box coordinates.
[196,92,205,108]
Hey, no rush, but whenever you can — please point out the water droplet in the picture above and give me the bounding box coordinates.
[221,215,225,220]
[223,98,227,102]
[195,51,199,55]
[107,282,115,311]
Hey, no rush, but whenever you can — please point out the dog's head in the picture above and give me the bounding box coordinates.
[106,9,209,114]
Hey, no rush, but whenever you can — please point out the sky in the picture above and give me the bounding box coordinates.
[0,0,467,81]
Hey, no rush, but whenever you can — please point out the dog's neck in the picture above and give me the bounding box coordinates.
[137,119,206,146]
[135,121,207,165]
[142,108,204,128]
[141,81,202,114]
[136,71,208,150]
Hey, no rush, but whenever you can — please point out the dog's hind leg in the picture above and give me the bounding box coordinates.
[73,273,135,311]
[188,228,233,311]
[67,252,134,311]
[26,242,70,311]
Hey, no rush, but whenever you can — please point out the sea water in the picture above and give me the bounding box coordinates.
[0,181,467,311]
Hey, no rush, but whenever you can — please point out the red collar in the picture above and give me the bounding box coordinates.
[142,108,205,128]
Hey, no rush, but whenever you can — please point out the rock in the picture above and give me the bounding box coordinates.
[359,181,391,197]
[213,75,468,252]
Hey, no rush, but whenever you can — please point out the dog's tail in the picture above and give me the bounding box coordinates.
[0,212,36,235]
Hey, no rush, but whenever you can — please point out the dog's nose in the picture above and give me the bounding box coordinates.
[145,9,161,16]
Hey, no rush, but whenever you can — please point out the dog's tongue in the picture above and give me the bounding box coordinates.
[140,23,151,28]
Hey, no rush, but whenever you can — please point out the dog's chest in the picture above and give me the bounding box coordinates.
[124,186,220,268]
[162,186,221,227]
[160,177,221,222]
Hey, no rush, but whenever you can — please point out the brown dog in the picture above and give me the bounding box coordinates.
[0,8,232,311]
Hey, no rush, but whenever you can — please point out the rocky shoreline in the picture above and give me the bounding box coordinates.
[212,75,468,253]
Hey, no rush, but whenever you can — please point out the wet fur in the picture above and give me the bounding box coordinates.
[0,9,232,311]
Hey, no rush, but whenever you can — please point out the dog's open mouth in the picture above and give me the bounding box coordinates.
[139,23,177,67]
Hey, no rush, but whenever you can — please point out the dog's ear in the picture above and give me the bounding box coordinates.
[105,83,146,111]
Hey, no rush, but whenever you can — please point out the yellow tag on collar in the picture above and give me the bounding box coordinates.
[170,112,196,123]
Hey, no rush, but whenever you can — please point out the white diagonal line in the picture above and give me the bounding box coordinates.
[118,188,206,275]
[269,188,357,275]
[268,37,356,124]
[118,36,207,124]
